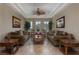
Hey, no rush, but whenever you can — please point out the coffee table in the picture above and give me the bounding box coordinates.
[0,39,19,54]
[59,39,79,55]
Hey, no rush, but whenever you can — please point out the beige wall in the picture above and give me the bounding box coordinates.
[0,4,25,40]
[53,3,79,41]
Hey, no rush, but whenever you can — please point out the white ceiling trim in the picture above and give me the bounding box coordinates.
[50,3,71,17]
[7,3,70,18]
[47,3,65,17]
[7,3,26,18]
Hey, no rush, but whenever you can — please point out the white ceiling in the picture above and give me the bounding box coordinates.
[7,3,69,18]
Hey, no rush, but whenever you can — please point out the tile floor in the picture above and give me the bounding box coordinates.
[15,38,63,55]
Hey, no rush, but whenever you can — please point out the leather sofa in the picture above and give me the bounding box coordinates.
[5,30,25,46]
[47,30,75,46]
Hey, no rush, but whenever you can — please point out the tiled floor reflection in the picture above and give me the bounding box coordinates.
[15,38,63,55]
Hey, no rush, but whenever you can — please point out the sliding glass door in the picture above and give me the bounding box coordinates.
[44,21,49,32]
[35,21,41,32]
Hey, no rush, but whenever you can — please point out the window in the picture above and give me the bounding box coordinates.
[35,21,41,31]
[30,21,32,29]
[44,21,49,32]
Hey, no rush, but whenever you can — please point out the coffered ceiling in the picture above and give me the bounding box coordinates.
[6,3,69,18]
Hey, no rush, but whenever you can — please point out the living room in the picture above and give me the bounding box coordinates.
[0,3,79,55]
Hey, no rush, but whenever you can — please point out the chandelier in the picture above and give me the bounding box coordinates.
[35,8,45,15]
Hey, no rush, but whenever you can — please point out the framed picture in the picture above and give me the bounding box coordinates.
[12,16,21,28]
[56,16,65,28]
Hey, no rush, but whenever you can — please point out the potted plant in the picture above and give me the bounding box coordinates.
[24,21,30,31]
[49,21,53,31]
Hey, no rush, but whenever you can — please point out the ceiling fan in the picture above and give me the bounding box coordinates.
[35,8,45,15]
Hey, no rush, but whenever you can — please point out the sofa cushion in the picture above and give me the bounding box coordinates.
[56,31,68,36]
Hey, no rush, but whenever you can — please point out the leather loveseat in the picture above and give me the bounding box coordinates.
[47,30,75,46]
[5,30,25,46]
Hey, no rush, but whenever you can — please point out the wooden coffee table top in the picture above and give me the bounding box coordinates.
[0,39,19,47]
[60,39,79,47]
[1,39,18,43]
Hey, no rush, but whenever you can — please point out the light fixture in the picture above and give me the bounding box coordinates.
[35,8,45,15]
